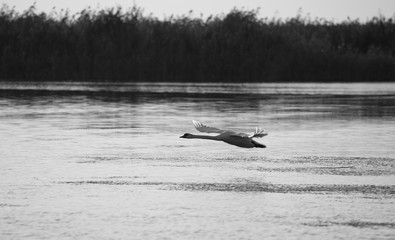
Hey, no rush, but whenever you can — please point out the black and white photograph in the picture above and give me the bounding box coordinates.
[1,0,394,239]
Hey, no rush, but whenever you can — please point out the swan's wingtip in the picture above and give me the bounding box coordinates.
[192,120,203,127]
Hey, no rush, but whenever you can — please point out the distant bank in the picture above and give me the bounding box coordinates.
[1,4,394,82]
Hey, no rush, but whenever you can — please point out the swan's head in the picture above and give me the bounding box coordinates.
[180,133,192,138]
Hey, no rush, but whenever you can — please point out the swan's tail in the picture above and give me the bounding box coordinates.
[252,140,266,148]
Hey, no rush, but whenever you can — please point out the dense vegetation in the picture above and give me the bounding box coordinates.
[1,4,394,82]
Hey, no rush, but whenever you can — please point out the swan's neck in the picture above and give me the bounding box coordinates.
[188,134,219,141]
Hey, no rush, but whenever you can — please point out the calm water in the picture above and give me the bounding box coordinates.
[1,82,394,240]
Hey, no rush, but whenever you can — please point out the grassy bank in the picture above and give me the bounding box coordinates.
[1,4,394,82]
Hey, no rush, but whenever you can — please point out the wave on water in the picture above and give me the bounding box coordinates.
[58,180,395,195]
[304,220,395,228]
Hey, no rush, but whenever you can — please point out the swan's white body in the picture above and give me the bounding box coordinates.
[180,120,268,148]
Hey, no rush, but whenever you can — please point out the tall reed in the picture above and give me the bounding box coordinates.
[1,4,394,82]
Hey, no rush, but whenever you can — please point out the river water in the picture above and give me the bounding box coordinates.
[0,82,394,239]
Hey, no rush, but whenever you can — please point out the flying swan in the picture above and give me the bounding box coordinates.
[180,120,268,148]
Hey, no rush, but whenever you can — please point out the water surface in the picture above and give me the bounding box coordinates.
[1,82,394,239]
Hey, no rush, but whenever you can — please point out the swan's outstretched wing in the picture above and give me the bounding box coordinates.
[193,121,267,138]
[230,128,268,138]
[193,120,225,134]
[249,127,268,138]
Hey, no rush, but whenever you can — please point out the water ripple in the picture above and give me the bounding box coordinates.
[58,180,395,195]
[304,220,395,228]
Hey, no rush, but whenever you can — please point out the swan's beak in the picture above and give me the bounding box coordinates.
[179,135,185,138]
